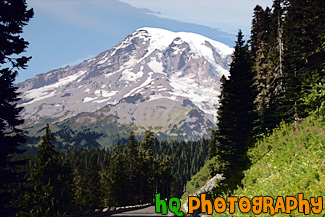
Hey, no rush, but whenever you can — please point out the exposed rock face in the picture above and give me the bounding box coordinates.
[18,27,233,143]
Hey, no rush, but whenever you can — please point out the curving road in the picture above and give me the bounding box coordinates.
[110,205,174,217]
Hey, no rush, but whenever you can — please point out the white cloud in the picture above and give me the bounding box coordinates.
[119,0,273,34]
[59,54,96,68]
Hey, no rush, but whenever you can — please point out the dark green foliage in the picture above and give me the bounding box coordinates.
[154,155,172,200]
[17,127,209,215]
[0,0,33,215]
[0,0,33,68]
[58,159,74,213]
[248,0,325,133]
[280,0,325,121]
[249,0,324,134]
[208,130,217,160]
[125,131,140,203]
[72,159,87,211]
[250,5,272,57]
[84,154,101,210]
[53,128,104,149]
[68,147,113,211]
[301,33,325,119]
[250,3,284,134]
[138,130,155,203]
[20,124,73,217]
[215,30,257,191]
[155,138,209,197]
[40,131,206,211]
[103,142,128,207]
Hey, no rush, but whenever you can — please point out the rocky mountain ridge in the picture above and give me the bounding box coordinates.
[18,27,233,145]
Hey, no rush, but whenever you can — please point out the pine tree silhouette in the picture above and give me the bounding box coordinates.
[0,0,33,215]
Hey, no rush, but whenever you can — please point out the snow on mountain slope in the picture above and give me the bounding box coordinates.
[18,27,233,141]
[139,27,232,63]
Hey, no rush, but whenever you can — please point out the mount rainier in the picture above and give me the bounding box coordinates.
[18,27,233,146]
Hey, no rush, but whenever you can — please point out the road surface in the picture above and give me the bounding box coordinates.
[111,205,174,217]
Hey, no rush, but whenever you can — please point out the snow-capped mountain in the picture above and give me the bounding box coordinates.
[18,27,233,144]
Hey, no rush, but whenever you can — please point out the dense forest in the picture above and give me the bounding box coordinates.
[4,126,209,216]
[0,0,324,216]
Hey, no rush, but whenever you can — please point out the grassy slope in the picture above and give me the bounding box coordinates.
[182,116,324,216]
[223,117,325,216]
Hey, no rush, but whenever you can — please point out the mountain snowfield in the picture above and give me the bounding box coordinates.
[18,27,233,143]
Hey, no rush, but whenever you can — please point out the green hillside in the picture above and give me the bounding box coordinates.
[182,115,324,216]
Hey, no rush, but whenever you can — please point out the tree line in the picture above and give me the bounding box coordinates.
[7,125,208,216]
[14,126,166,215]
[208,0,324,194]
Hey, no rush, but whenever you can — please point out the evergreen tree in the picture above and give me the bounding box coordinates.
[107,141,128,206]
[154,139,208,198]
[84,153,101,210]
[72,158,87,211]
[125,131,139,204]
[281,0,325,121]
[250,5,271,57]
[22,124,73,217]
[302,34,325,119]
[250,2,287,135]
[216,31,257,191]
[100,156,109,208]
[154,155,172,199]
[0,0,33,215]
[208,129,217,160]
[138,130,154,203]
[263,0,286,130]
[208,129,223,161]
[58,159,74,214]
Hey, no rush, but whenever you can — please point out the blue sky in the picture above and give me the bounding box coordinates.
[18,0,272,83]
[120,0,271,34]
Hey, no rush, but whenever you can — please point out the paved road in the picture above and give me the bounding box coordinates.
[111,205,174,217]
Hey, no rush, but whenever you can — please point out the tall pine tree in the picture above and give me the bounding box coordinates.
[72,158,87,212]
[0,1,33,215]
[281,0,325,121]
[216,30,257,191]
[138,130,154,203]
[84,153,101,210]
[125,131,139,204]
[104,141,128,206]
[154,155,172,200]
[21,124,73,217]
[250,2,286,134]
